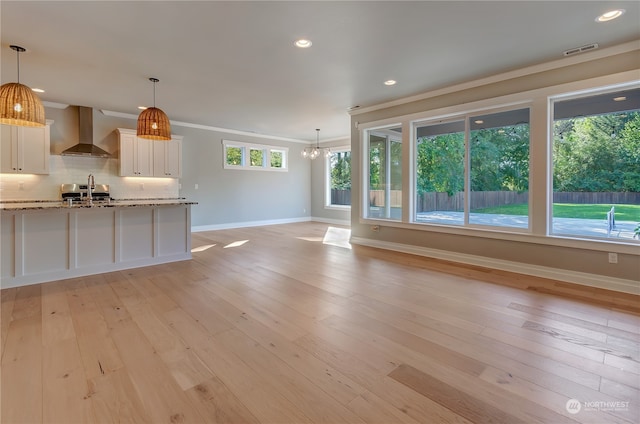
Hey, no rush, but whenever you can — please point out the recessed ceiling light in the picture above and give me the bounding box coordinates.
[613,96,627,102]
[294,39,312,48]
[596,9,625,22]
[474,120,484,124]
[138,106,147,110]
[31,88,45,93]
[384,80,397,86]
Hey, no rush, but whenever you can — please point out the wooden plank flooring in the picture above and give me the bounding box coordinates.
[1,221,639,423]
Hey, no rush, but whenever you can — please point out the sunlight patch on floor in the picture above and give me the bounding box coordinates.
[191,244,216,253]
[296,236,324,242]
[224,240,249,248]
[322,227,351,249]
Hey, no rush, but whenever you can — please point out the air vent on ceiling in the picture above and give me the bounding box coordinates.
[563,43,599,57]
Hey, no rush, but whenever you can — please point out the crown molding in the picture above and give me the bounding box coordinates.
[99,109,309,144]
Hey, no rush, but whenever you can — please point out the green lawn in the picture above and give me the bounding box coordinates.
[472,203,640,221]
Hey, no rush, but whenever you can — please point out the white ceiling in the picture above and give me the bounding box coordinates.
[2,1,639,142]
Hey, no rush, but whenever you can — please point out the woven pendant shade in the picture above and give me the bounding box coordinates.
[0,82,46,127]
[137,77,171,140]
[0,45,45,127]
[137,107,171,140]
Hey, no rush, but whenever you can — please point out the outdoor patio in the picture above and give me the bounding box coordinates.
[415,211,638,240]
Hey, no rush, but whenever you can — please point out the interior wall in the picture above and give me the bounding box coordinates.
[2,106,312,229]
[176,125,311,229]
[349,48,640,285]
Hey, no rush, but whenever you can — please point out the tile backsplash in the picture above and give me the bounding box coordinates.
[0,156,179,201]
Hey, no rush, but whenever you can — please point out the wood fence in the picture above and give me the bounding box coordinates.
[553,192,640,204]
[330,189,351,206]
[344,189,639,212]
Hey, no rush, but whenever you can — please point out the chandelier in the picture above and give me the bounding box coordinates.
[0,45,45,127]
[302,128,330,160]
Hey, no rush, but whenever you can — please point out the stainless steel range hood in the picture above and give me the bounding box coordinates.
[60,106,111,158]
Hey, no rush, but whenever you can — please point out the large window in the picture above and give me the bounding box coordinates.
[361,80,639,246]
[223,140,288,171]
[552,87,640,240]
[326,148,351,208]
[415,120,465,225]
[366,128,402,220]
[469,108,530,228]
[414,108,530,228]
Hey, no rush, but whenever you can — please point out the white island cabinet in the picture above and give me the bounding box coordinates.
[0,202,194,288]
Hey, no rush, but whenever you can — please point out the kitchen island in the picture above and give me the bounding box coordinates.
[1,199,196,288]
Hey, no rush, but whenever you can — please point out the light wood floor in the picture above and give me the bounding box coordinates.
[1,222,638,424]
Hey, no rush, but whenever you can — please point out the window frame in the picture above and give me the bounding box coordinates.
[362,125,404,221]
[222,140,288,172]
[325,146,352,210]
[549,84,640,241]
[409,104,533,231]
[357,74,640,253]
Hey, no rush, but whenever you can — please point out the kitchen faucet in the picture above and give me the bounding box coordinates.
[87,174,95,205]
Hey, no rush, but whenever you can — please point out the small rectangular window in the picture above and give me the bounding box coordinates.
[223,140,288,171]
[250,148,264,167]
[270,150,285,168]
[225,146,243,166]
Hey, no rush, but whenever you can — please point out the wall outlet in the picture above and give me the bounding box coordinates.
[608,252,618,264]
[139,183,144,190]
[195,183,199,190]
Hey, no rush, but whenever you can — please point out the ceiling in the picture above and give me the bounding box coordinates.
[2,1,639,142]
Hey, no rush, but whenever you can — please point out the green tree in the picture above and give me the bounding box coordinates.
[470,124,529,192]
[369,137,385,190]
[270,151,283,168]
[553,112,640,192]
[331,151,351,189]
[249,149,263,166]
[416,132,464,195]
[226,146,242,165]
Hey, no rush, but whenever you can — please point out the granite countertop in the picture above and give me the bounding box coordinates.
[0,198,198,211]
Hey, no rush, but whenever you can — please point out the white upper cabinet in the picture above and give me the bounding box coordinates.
[1,121,52,174]
[153,137,182,177]
[117,128,154,177]
[117,128,182,178]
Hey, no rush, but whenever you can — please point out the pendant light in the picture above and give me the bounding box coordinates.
[0,45,45,127]
[302,128,330,160]
[137,77,171,140]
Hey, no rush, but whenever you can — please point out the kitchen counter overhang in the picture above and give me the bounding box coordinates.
[0,198,197,211]
[1,199,197,288]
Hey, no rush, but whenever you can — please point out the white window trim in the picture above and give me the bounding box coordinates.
[357,71,640,252]
[222,140,288,171]
[411,104,533,231]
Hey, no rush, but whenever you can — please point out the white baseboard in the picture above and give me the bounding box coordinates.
[310,216,351,226]
[350,236,639,295]
[192,216,311,232]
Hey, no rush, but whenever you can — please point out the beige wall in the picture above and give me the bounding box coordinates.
[349,46,640,289]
